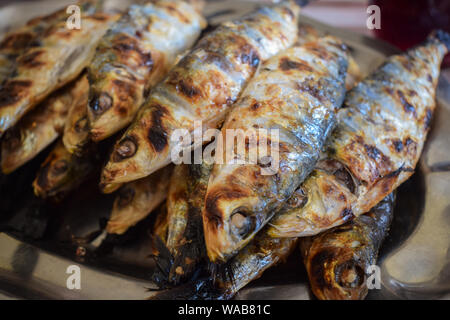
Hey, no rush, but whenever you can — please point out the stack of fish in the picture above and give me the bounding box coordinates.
[0,0,448,300]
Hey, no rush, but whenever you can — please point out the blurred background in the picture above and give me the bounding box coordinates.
[0,0,448,74]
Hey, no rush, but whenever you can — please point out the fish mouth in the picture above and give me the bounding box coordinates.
[203,187,265,263]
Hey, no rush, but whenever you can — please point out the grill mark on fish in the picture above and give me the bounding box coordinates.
[279,57,313,72]
[148,104,169,153]
[100,1,301,186]
[0,80,32,108]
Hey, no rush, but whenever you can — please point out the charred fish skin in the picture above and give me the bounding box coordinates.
[100,1,301,186]
[167,162,212,285]
[300,193,395,300]
[32,140,94,199]
[203,36,349,263]
[106,165,173,235]
[0,1,100,83]
[151,228,297,300]
[152,162,212,287]
[88,0,206,141]
[62,74,90,156]
[0,9,119,137]
[1,75,86,174]
[268,31,450,238]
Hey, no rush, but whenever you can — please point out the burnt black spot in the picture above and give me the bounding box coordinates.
[18,50,44,68]
[310,249,336,289]
[148,105,169,152]
[393,140,404,152]
[364,144,381,161]
[280,57,313,72]
[203,51,232,72]
[397,90,416,116]
[113,136,138,162]
[171,78,201,99]
[0,80,32,107]
[89,92,113,116]
[239,45,260,68]
[1,32,34,50]
[297,81,324,102]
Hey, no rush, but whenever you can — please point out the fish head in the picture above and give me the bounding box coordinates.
[202,164,276,263]
[304,232,371,300]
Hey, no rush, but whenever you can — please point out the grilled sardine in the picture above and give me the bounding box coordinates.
[0,9,118,136]
[203,36,349,263]
[100,0,301,186]
[300,193,395,300]
[106,165,173,235]
[88,0,206,141]
[1,75,86,173]
[269,31,449,238]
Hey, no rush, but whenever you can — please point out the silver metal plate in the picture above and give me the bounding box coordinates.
[0,0,449,300]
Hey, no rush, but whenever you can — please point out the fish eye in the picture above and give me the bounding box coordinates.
[50,160,69,176]
[335,261,365,289]
[113,136,137,161]
[230,211,253,238]
[90,92,112,115]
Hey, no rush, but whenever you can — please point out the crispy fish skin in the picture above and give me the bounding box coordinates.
[300,193,394,300]
[62,74,90,155]
[32,140,94,199]
[203,36,349,263]
[1,75,86,174]
[268,31,449,238]
[106,165,173,235]
[100,1,301,185]
[0,10,118,137]
[88,0,206,141]
[0,1,100,82]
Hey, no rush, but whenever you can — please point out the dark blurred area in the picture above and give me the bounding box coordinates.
[370,0,450,66]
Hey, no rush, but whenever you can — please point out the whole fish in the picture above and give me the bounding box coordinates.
[268,31,449,238]
[106,165,173,235]
[1,75,86,174]
[153,161,212,287]
[0,9,119,136]
[300,193,395,300]
[88,0,206,141]
[62,74,90,155]
[100,0,301,186]
[32,140,95,199]
[203,36,349,263]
